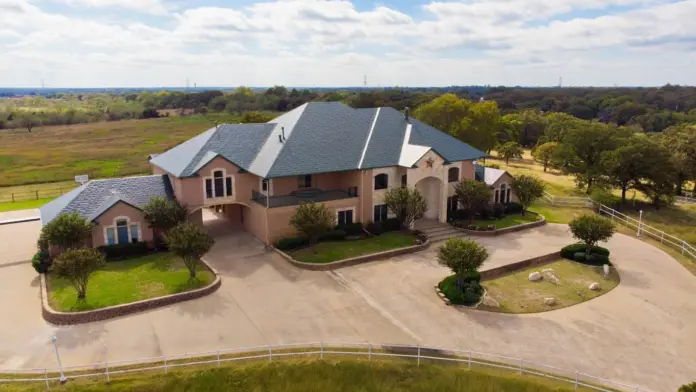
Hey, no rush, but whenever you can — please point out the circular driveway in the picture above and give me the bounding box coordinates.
[0,217,694,391]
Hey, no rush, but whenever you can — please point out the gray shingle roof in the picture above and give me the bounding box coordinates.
[148,102,486,179]
[39,175,174,226]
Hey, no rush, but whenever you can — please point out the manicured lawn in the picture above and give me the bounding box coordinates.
[528,202,590,224]
[480,260,619,314]
[0,198,55,212]
[4,358,588,392]
[290,232,416,264]
[47,252,214,312]
[473,212,541,229]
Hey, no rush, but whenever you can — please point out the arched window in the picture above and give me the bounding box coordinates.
[401,174,407,187]
[448,167,460,183]
[205,169,234,199]
[374,174,388,190]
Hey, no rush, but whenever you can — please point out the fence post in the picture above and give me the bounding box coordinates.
[468,350,471,370]
[683,241,687,255]
[105,361,110,384]
[11,193,14,203]
[216,350,220,369]
[45,368,49,390]
[320,341,324,360]
[417,345,421,367]
[661,232,664,243]
[368,344,372,362]
[268,345,272,363]
[637,210,643,237]
[36,190,39,200]
[164,358,168,374]
[520,359,524,375]
[574,371,579,391]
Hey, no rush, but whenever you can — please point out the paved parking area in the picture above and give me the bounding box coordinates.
[0,213,694,391]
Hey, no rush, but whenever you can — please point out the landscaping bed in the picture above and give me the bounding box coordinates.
[46,252,214,312]
[438,273,484,306]
[289,232,418,264]
[479,260,620,314]
[453,212,542,232]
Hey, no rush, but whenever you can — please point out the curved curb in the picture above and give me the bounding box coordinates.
[455,211,546,237]
[273,239,430,271]
[40,257,222,325]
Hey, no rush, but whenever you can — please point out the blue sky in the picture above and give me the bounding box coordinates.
[1,0,695,87]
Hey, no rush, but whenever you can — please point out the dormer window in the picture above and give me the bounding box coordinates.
[205,169,233,199]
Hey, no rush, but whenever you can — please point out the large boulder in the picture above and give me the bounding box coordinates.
[528,272,542,281]
[589,282,601,291]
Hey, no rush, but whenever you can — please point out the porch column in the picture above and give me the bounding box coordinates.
[440,171,448,224]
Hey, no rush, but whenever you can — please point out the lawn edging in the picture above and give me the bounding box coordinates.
[40,257,221,325]
[273,240,430,271]
[456,211,546,237]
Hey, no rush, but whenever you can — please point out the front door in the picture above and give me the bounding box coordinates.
[117,226,129,244]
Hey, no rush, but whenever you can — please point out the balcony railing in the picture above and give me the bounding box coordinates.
[252,187,359,208]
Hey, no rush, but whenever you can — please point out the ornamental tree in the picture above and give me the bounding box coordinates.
[51,248,105,300]
[165,222,215,279]
[532,142,559,172]
[289,202,335,250]
[143,197,188,246]
[41,212,93,250]
[511,175,546,215]
[568,215,616,255]
[497,141,523,164]
[437,238,489,286]
[454,180,492,224]
[383,187,428,229]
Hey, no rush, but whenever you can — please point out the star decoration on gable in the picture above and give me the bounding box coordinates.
[425,158,435,168]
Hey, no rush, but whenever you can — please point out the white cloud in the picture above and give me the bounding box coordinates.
[51,0,169,15]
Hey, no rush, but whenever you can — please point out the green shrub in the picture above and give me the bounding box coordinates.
[450,209,470,221]
[275,236,309,251]
[492,203,505,219]
[679,382,696,392]
[37,231,49,252]
[561,243,610,259]
[31,251,51,274]
[382,218,401,232]
[365,222,383,235]
[439,275,483,306]
[97,242,150,260]
[337,223,363,236]
[574,252,586,262]
[318,229,347,242]
[571,250,612,266]
[504,202,523,214]
[459,270,481,284]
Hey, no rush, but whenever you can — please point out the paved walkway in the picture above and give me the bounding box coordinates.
[0,216,694,391]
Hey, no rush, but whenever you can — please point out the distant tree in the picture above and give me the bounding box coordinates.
[19,112,40,132]
[241,111,274,123]
[165,223,215,279]
[568,215,615,255]
[289,202,335,250]
[438,238,489,287]
[383,187,428,229]
[602,136,659,203]
[561,122,624,192]
[208,96,229,112]
[454,180,493,224]
[51,248,105,300]
[41,212,93,250]
[511,175,546,215]
[497,141,523,164]
[531,142,559,172]
[657,125,696,196]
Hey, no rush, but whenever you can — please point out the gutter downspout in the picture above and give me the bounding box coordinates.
[264,182,270,248]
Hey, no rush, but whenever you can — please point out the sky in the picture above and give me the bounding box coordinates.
[1,0,695,88]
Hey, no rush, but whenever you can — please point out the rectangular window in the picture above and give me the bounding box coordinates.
[506,189,511,203]
[447,196,459,212]
[214,177,224,198]
[401,174,407,187]
[262,179,269,192]
[106,228,115,245]
[298,175,312,189]
[338,210,354,226]
[373,204,388,222]
[226,177,233,197]
[205,179,213,199]
[374,174,388,190]
[130,225,139,243]
[494,190,500,204]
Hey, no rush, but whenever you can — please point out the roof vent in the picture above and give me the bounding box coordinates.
[278,134,283,143]
[404,107,410,123]
[281,126,286,141]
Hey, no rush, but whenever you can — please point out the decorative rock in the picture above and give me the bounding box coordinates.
[528,272,542,281]
[482,296,500,308]
[603,264,610,276]
[589,282,601,291]
[544,297,556,306]
[542,268,554,274]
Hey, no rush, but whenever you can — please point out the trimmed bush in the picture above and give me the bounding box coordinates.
[382,218,401,232]
[478,207,492,220]
[365,222,383,235]
[439,275,484,306]
[573,252,587,262]
[318,229,347,242]
[570,249,612,266]
[31,251,51,274]
[561,243,610,259]
[275,236,309,251]
[337,222,363,236]
[450,209,470,221]
[459,270,481,284]
[97,242,150,260]
[492,203,505,219]
[504,202,523,214]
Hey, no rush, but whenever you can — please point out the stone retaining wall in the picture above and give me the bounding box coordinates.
[274,240,430,271]
[40,257,221,325]
[480,251,560,281]
[457,211,546,237]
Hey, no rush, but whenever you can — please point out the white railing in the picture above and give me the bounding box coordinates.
[676,195,696,205]
[542,191,594,208]
[0,341,651,392]
[598,204,696,261]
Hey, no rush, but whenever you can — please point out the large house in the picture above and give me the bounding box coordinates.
[41,102,516,247]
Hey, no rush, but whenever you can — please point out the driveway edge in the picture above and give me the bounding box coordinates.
[40,257,222,325]
[273,240,430,271]
[455,211,546,237]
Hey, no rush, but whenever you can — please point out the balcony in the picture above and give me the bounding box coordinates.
[252,187,358,208]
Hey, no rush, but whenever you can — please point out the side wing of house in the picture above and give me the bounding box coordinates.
[91,201,153,247]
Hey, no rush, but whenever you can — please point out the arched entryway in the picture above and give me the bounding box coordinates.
[189,203,251,238]
[415,176,443,221]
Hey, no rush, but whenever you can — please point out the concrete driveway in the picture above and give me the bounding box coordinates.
[0,213,694,391]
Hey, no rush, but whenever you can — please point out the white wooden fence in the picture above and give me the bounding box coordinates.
[675,195,696,205]
[542,191,594,208]
[0,342,651,392]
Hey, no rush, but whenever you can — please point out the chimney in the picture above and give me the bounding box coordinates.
[278,134,283,143]
[404,107,410,122]
[281,126,286,141]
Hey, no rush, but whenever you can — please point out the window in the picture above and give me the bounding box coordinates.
[130,225,139,243]
[337,209,354,226]
[448,167,460,183]
[106,228,116,245]
[226,177,233,197]
[447,196,459,212]
[214,170,224,198]
[373,204,388,222]
[261,178,269,194]
[298,175,312,189]
[205,179,213,199]
[401,174,407,187]
[374,174,388,190]
[506,188,512,203]
[494,190,500,204]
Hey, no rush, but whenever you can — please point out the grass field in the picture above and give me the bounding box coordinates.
[472,212,541,229]
[47,252,214,312]
[0,113,251,187]
[3,358,592,392]
[481,260,620,313]
[0,198,54,212]
[290,232,416,264]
